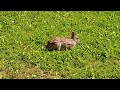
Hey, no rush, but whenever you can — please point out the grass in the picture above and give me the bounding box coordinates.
[0,11,120,79]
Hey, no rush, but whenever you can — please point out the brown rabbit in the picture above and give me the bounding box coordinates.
[46,32,80,51]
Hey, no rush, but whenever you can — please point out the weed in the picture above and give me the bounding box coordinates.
[0,11,120,79]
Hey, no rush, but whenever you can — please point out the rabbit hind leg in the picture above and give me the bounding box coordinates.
[55,43,61,51]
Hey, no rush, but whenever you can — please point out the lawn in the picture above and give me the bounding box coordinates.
[0,11,120,79]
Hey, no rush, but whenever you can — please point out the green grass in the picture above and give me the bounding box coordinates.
[0,11,120,79]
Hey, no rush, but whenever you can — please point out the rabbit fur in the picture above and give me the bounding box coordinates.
[46,32,80,51]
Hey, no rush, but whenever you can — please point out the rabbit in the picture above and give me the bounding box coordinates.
[46,32,80,51]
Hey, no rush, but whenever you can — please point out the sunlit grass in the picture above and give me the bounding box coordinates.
[0,11,120,79]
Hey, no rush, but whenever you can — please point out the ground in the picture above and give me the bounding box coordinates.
[0,11,120,79]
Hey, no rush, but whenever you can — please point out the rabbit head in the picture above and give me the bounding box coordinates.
[71,32,80,43]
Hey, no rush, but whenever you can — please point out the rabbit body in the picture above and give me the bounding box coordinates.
[46,32,79,51]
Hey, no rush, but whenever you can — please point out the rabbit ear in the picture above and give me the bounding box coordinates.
[71,32,75,39]
[72,32,75,34]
